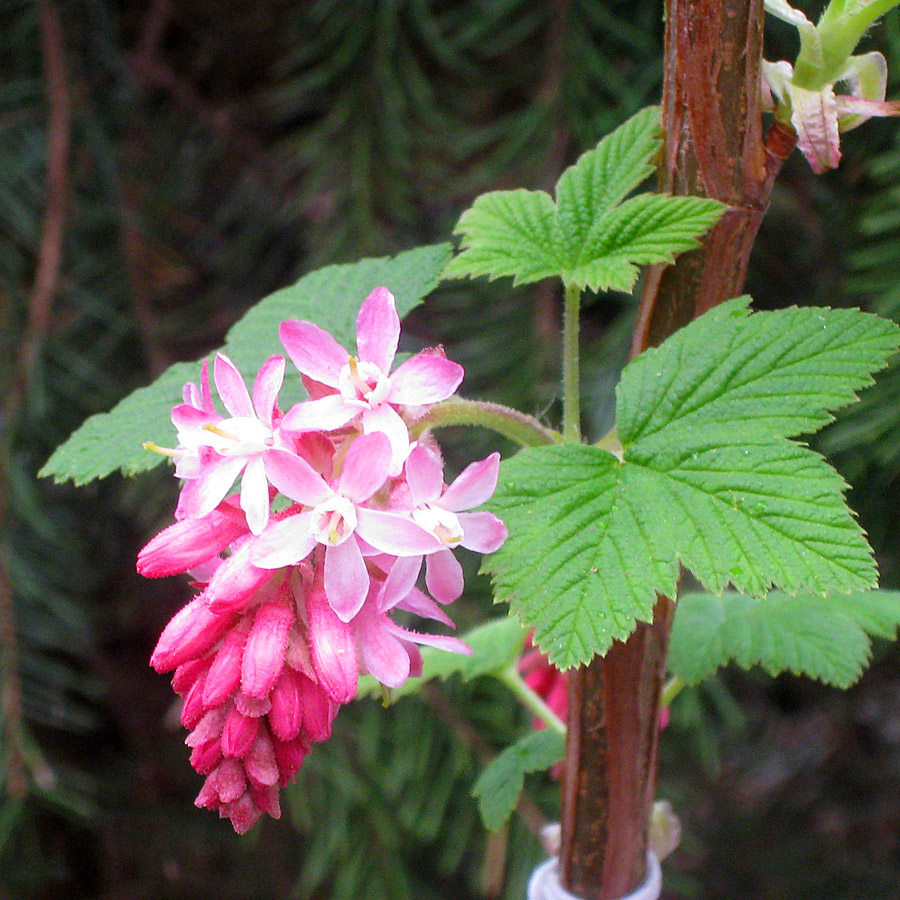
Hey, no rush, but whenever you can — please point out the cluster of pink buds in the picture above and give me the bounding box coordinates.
[139,287,508,832]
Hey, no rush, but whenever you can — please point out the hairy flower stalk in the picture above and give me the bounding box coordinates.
[138,287,507,831]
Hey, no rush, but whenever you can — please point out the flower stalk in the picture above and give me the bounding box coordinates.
[562,281,582,444]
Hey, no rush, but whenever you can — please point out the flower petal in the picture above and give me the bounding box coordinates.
[356,286,400,373]
[396,585,455,628]
[282,394,360,433]
[789,82,841,174]
[459,511,508,553]
[194,455,247,519]
[249,512,316,569]
[405,443,444,507]
[388,350,464,405]
[214,353,254,418]
[425,547,464,604]
[361,404,410,475]
[279,319,348,386]
[385,620,471,656]
[172,403,217,432]
[252,355,285,428]
[356,508,443,556]
[263,448,331,506]
[324,538,369,622]
[439,452,500,512]
[339,432,392,503]
[240,457,270,535]
[378,555,422,612]
[356,609,411,689]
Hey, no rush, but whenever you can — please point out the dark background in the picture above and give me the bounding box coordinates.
[3,1,900,897]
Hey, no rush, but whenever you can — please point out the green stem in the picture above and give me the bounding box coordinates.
[562,281,582,443]
[660,675,685,709]
[411,397,562,447]
[499,665,567,735]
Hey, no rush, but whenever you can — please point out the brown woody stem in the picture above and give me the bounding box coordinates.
[559,2,796,897]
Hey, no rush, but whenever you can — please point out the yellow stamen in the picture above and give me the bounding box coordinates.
[203,423,238,441]
[327,508,344,544]
[347,356,370,396]
[142,441,180,458]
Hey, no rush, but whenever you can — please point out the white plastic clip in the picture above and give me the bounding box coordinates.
[527,851,662,900]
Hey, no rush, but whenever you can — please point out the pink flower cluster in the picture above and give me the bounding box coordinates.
[139,287,507,832]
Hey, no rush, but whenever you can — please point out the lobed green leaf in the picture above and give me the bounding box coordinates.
[670,590,900,688]
[555,104,661,252]
[472,729,565,831]
[485,302,900,669]
[444,107,726,291]
[40,244,453,485]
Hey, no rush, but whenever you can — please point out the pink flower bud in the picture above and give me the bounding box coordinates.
[221,706,259,758]
[297,674,335,743]
[250,785,281,819]
[241,595,295,699]
[213,758,246,804]
[186,706,227,748]
[202,628,247,709]
[172,656,210,694]
[225,793,264,834]
[137,504,247,578]
[273,738,308,787]
[307,582,358,704]
[181,669,210,729]
[205,543,276,615]
[233,691,271,717]
[245,728,279,790]
[151,597,232,673]
[269,667,305,742]
[190,738,222,775]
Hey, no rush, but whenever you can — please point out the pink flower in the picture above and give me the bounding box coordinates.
[399,444,508,603]
[249,432,442,621]
[351,556,470,688]
[279,287,464,473]
[138,301,509,833]
[170,353,287,534]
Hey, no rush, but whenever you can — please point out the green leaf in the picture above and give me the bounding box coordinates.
[40,244,453,485]
[567,195,725,292]
[444,107,725,291]
[555,104,661,242]
[485,302,900,668]
[356,616,528,701]
[441,189,564,286]
[472,729,565,831]
[619,297,900,448]
[670,590,900,688]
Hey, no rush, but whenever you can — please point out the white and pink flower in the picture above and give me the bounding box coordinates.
[165,353,288,534]
[279,286,463,473]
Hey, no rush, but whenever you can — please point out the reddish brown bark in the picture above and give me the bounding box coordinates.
[559,2,797,897]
